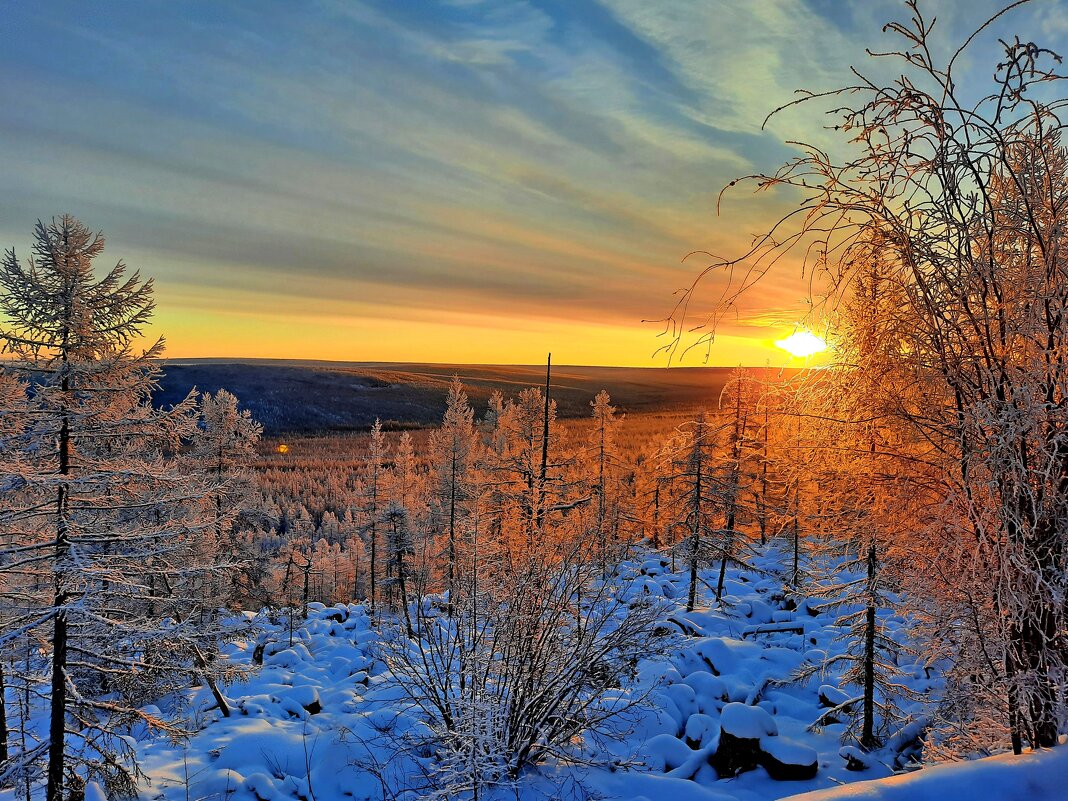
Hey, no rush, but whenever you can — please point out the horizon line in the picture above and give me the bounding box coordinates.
[161,356,799,371]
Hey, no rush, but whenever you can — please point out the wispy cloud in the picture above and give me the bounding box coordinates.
[1,0,1062,364]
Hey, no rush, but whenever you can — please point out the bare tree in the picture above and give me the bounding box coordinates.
[666,0,1068,751]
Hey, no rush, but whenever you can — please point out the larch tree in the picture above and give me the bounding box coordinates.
[713,368,758,602]
[390,431,421,514]
[664,414,719,612]
[793,366,917,756]
[0,368,30,777]
[192,388,262,542]
[0,216,236,800]
[427,378,480,613]
[749,366,782,546]
[587,390,623,573]
[382,502,415,637]
[358,419,386,618]
[483,387,563,562]
[189,389,262,605]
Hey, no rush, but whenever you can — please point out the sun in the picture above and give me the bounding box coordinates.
[775,330,827,359]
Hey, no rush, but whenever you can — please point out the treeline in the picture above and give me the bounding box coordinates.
[226,372,817,616]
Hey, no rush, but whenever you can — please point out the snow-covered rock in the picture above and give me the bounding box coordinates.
[644,733,698,773]
[760,736,819,781]
[120,547,937,801]
[684,712,719,749]
[818,684,853,709]
[720,703,779,739]
[711,703,779,777]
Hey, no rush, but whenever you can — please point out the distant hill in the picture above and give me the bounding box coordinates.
[156,359,788,435]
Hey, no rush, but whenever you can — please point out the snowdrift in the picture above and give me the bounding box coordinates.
[780,746,1068,801]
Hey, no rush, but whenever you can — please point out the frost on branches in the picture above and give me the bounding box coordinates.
[666,1,1068,754]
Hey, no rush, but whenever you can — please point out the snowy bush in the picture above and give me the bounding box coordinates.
[376,544,670,798]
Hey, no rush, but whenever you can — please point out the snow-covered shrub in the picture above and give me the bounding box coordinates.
[376,542,669,798]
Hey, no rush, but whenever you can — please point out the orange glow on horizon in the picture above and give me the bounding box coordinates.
[153,303,827,368]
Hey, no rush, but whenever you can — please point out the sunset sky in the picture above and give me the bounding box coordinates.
[3,1,1066,366]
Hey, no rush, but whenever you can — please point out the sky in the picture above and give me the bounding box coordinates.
[3,1,1066,366]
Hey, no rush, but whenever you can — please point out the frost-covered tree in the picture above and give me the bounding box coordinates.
[382,502,415,637]
[752,367,780,546]
[0,368,30,777]
[667,1,1068,752]
[358,419,386,617]
[0,217,237,799]
[427,378,480,613]
[192,388,262,541]
[587,390,623,572]
[481,386,569,562]
[793,377,917,754]
[713,368,759,601]
[189,389,262,605]
[664,414,719,612]
[389,431,421,513]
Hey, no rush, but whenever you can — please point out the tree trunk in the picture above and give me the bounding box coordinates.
[716,504,735,602]
[1024,609,1059,748]
[716,551,729,602]
[191,644,231,718]
[687,446,702,613]
[1027,508,1062,749]
[369,517,377,618]
[791,413,801,587]
[397,554,414,638]
[0,660,8,768]
[46,609,67,801]
[46,398,71,801]
[791,493,800,588]
[861,542,878,750]
[759,394,769,545]
[652,483,661,550]
[301,560,310,620]
[1004,641,1024,755]
[447,453,457,616]
[598,420,606,574]
[535,353,551,532]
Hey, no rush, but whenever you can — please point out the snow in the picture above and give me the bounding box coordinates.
[131,544,939,800]
[818,685,852,708]
[761,736,818,768]
[0,542,977,801]
[684,712,720,748]
[720,702,779,739]
[779,745,1068,801]
[644,733,700,773]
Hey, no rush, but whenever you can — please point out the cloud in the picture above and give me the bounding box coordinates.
[2,1,1063,364]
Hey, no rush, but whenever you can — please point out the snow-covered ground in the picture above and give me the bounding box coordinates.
[780,746,1068,801]
[26,543,1055,801]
